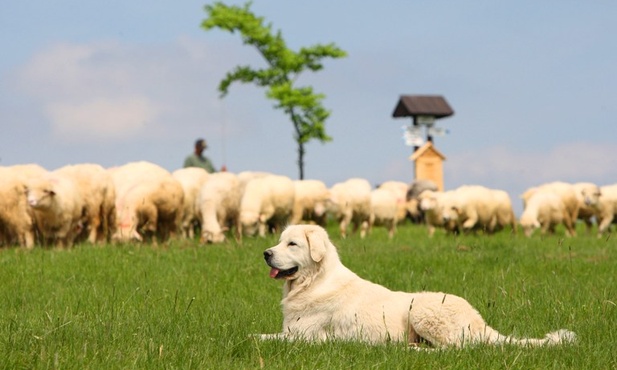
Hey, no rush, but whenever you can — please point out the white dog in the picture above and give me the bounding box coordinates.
[260,224,575,347]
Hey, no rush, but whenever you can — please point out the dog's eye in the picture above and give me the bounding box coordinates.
[287,241,297,247]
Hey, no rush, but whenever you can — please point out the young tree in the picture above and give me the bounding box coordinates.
[202,1,346,179]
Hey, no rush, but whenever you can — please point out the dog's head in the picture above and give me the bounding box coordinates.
[263,224,334,282]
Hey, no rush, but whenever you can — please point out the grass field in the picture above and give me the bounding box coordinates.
[1,223,615,369]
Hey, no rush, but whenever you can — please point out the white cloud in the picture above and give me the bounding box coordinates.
[12,38,246,142]
[17,41,129,100]
[14,41,162,141]
[446,142,617,189]
[45,97,158,140]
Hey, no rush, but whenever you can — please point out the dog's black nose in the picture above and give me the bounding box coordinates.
[263,250,273,262]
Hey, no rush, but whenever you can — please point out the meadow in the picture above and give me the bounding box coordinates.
[0,223,615,369]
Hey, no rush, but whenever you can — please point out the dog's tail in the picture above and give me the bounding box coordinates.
[484,328,577,347]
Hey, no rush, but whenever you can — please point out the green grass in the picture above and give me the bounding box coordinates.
[0,223,615,369]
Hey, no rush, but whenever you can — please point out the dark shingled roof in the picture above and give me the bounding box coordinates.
[392,95,454,119]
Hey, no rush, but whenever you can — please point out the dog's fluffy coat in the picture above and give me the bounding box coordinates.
[261,225,575,347]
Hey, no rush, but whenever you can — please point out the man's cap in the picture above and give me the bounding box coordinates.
[195,138,207,148]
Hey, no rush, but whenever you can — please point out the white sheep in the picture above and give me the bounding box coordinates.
[437,185,516,235]
[237,171,271,192]
[596,184,617,237]
[172,167,210,239]
[521,182,579,237]
[109,161,171,197]
[377,181,409,223]
[199,172,242,243]
[290,179,330,226]
[55,163,116,244]
[327,178,372,238]
[417,189,458,237]
[572,182,602,234]
[490,189,518,234]
[441,185,499,234]
[25,171,84,248]
[519,191,567,237]
[0,164,46,247]
[110,162,184,243]
[240,174,295,237]
[369,187,398,238]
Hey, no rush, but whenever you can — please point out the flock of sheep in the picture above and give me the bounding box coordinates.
[416,182,616,237]
[0,161,396,248]
[1,160,616,248]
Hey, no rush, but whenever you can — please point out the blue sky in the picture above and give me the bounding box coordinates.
[2,1,616,215]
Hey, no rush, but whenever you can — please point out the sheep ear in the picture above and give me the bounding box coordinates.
[306,228,327,263]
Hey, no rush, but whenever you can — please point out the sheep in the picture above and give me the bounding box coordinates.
[0,167,27,246]
[108,161,171,197]
[521,182,579,237]
[572,182,602,234]
[199,172,242,243]
[110,161,184,243]
[434,185,516,235]
[327,178,372,238]
[407,179,439,199]
[519,191,567,237]
[368,187,398,238]
[7,163,48,178]
[406,179,439,223]
[172,167,210,239]
[0,164,46,247]
[55,163,116,244]
[490,189,518,234]
[290,179,330,226]
[237,171,271,193]
[239,174,295,237]
[417,189,458,237]
[25,171,84,248]
[377,181,409,224]
[441,185,500,234]
[596,184,617,237]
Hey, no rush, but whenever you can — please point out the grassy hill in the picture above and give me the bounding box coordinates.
[0,223,614,369]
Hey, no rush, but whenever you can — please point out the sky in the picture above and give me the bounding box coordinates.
[2,1,616,215]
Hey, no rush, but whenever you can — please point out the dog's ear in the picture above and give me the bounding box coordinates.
[306,228,327,263]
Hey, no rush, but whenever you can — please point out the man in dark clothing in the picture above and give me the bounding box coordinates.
[183,138,216,172]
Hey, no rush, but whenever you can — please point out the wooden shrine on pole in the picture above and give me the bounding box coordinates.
[392,95,454,191]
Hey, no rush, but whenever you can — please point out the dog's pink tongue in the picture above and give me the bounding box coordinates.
[269,268,280,279]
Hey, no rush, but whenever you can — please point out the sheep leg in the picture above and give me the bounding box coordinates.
[359,220,369,239]
[462,213,478,232]
[427,224,436,237]
[597,213,614,236]
[562,211,576,237]
[88,215,101,244]
[339,213,351,238]
[387,221,396,239]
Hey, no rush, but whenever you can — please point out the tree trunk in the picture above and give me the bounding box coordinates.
[291,110,305,179]
[297,140,305,180]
